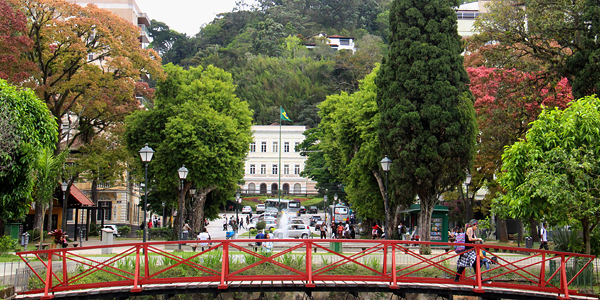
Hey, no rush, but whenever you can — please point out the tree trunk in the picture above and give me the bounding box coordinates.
[498,218,509,242]
[418,196,435,255]
[46,197,54,231]
[582,217,590,255]
[192,186,216,233]
[528,217,540,243]
[33,200,44,231]
[39,204,46,249]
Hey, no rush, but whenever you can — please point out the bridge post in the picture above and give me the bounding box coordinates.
[131,244,142,292]
[559,254,569,299]
[41,252,54,300]
[306,241,315,288]
[473,246,484,293]
[219,241,229,289]
[539,252,546,287]
[62,249,67,287]
[383,241,388,277]
[144,244,149,278]
[390,243,398,289]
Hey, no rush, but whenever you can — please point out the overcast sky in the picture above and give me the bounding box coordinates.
[137,0,240,36]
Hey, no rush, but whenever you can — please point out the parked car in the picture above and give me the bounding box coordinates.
[299,206,306,214]
[249,217,277,231]
[256,204,266,214]
[102,225,120,237]
[309,215,322,227]
[273,224,312,239]
[308,206,318,214]
[289,218,304,225]
[242,206,252,214]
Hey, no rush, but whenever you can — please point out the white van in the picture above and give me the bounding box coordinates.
[256,204,265,214]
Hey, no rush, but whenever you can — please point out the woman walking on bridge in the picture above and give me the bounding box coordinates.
[455,219,483,282]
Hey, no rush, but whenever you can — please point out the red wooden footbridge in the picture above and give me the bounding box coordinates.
[14,239,598,300]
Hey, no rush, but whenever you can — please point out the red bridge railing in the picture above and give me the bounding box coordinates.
[16,239,597,299]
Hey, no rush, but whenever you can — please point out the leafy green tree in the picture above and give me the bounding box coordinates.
[376,0,477,253]
[297,128,340,194]
[33,147,67,247]
[319,66,399,222]
[497,95,600,255]
[0,79,56,222]
[125,64,253,234]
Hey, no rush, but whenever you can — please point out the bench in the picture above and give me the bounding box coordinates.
[36,244,50,250]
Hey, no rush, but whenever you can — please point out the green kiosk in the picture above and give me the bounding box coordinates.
[399,204,449,243]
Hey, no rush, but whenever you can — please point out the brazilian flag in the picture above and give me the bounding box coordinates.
[280,107,292,122]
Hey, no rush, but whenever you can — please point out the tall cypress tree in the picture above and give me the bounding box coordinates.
[376,0,477,253]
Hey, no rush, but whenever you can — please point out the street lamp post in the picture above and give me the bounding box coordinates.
[465,171,472,222]
[333,193,338,226]
[380,155,392,240]
[177,165,189,250]
[139,144,154,244]
[162,202,165,228]
[235,192,241,233]
[61,182,68,243]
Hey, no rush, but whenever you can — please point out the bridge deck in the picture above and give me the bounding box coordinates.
[14,239,598,300]
[16,281,597,300]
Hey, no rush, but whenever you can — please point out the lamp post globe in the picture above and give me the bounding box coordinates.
[138,144,154,244]
[177,165,188,250]
[380,155,392,240]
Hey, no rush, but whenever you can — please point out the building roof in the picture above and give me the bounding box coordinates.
[69,185,95,206]
[328,35,355,39]
[458,1,480,11]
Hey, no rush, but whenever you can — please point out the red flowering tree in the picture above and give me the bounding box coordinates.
[0,0,34,83]
[466,66,573,241]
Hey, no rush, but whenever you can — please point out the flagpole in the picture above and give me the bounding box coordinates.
[279,106,282,207]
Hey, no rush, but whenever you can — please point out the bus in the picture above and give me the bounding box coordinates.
[264,199,302,214]
[329,205,350,223]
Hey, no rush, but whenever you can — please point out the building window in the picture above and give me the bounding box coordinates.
[88,53,94,60]
[340,39,350,46]
[250,164,256,175]
[273,142,278,153]
[294,164,300,175]
[126,202,130,221]
[295,142,300,152]
[261,164,266,175]
[67,208,73,221]
[261,141,267,152]
[248,183,256,193]
[294,183,302,193]
[250,142,256,152]
[97,201,112,221]
[284,164,289,175]
[284,142,290,152]
[272,164,278,175]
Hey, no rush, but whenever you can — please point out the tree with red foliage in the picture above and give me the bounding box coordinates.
[0,0,34,83]
[466,66,573,241]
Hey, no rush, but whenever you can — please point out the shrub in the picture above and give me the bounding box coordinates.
[26,229,49,241]
[118,226,131,237]
[149,227,172,240]
[553,227,583,253]
[89,223,100,236]
[0,236,18,253]
[256,221,266,231]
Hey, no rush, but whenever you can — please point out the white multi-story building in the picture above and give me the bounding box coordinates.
[457,0,491,37]
[242,125,317,195]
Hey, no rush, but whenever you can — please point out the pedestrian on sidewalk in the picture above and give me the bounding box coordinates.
[539,222,549,250]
